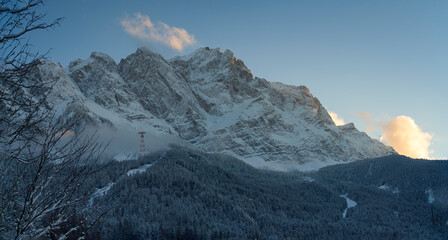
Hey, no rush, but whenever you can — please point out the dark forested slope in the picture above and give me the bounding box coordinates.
[82,147,448,239]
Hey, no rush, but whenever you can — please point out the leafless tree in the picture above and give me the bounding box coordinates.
[0,1,106,239]
[0,0,62,153]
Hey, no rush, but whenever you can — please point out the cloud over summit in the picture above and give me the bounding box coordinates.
[120,13,196,51]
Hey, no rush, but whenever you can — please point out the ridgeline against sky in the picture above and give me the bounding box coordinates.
[29,1,447,159]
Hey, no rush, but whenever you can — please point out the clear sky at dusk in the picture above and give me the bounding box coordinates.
[30,0,448,159]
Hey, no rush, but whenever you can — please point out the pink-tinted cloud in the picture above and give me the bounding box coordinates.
[328,111,345,126]
[120,13,196,51]
[380,116,433,159]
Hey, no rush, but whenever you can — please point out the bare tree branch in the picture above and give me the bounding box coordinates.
[0,1,107,239]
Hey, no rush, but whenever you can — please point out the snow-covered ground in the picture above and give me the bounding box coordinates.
[240,155,342,172]
[378,184,399,195]
[425,189,435,204]
[340,194,357,218]
[302,176,315,182]
[89,182,115,206]
[127,163,154,176]
[114,153,139,162]
[88,161,157,206]
[93,182,115,197]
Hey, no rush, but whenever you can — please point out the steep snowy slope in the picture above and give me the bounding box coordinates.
[118,48,206,139]
[31,47,395,169]
[68,52,142,115]
[26,61,100,129]
[170,47,394,164]
[67,51,175,134]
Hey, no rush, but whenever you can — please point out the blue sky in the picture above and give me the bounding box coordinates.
[30,0,448,159]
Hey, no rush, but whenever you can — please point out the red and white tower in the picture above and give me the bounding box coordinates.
[138,131,146,158]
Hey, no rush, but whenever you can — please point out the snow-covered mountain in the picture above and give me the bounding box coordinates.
[31,47,395,169]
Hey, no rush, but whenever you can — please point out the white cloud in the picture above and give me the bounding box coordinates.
[120,13,196,51]
[380,116,433,159]
[328,111,345,126]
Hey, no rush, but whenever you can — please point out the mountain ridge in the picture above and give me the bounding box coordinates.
[31,47,395,169]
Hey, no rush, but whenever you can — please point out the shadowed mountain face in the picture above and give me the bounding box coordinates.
[30,47,394,167]
[88,147,448,239]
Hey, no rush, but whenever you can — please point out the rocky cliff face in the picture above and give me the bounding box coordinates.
[30,47,395,168]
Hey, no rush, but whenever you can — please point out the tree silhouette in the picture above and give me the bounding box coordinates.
[0,1,106,239]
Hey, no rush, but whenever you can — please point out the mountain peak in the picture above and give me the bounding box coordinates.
[170,46,253,84]
[90,52,116,65]
[172,46,224,62]
[119,47,165,63]
[135,46,158,55]
[172,46,238,64]
[196,46,224,55]
[68,52,117,75]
